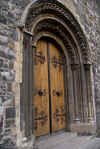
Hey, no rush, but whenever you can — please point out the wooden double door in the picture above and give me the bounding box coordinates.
[34,39,66,136]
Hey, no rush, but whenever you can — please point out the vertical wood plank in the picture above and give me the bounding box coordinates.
[49,42,66,132]
[34,40,50,136]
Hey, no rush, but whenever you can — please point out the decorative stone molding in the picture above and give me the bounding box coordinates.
[20,0,91,64]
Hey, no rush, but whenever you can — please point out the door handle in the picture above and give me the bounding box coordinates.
[38,89,46,96]
[53,89,62,96]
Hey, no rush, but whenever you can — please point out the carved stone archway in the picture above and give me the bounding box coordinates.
[15,0,96,148]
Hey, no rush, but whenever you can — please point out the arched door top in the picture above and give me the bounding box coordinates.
[19,0,91,65]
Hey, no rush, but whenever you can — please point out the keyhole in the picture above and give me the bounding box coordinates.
[56,91,60,96]
[38,90,44,96]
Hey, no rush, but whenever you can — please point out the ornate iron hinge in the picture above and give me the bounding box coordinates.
[34,50,45,64]
[54,107,66,124]
[34,108,48,130]
[34,115,47,121]
[52,56,65,71]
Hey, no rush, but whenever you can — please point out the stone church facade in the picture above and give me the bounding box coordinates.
[0,0,100,149]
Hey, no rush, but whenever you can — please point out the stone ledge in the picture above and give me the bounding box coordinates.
[70,123,96,135]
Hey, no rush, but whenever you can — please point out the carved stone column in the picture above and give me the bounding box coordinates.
[84,64,95,123]
[16,27,35,149]
[71,64,81,123]
[65,63,74,129]
[80,64,89,122]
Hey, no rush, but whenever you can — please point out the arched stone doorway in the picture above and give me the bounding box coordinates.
[16,0,96,148]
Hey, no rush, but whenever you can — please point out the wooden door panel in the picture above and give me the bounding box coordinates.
[34,40,50,136]
[34,40,66,136]
[49,43,66,132]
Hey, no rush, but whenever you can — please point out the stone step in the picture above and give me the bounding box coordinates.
[36,132,92,149]
[37,132,76,144]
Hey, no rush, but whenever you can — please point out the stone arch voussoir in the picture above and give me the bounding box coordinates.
[19,0,91,64]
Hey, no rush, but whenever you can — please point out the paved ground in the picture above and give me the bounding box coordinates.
[36,132,100,149]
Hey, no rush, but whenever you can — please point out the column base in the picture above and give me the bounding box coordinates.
[17,135,36,149]
[73,118,81,124]
[70,122,96,135]
[96,129,100,138]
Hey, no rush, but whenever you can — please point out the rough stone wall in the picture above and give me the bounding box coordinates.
[0,0,100,148]
[0,0,31,148]
[73,0,100,135]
